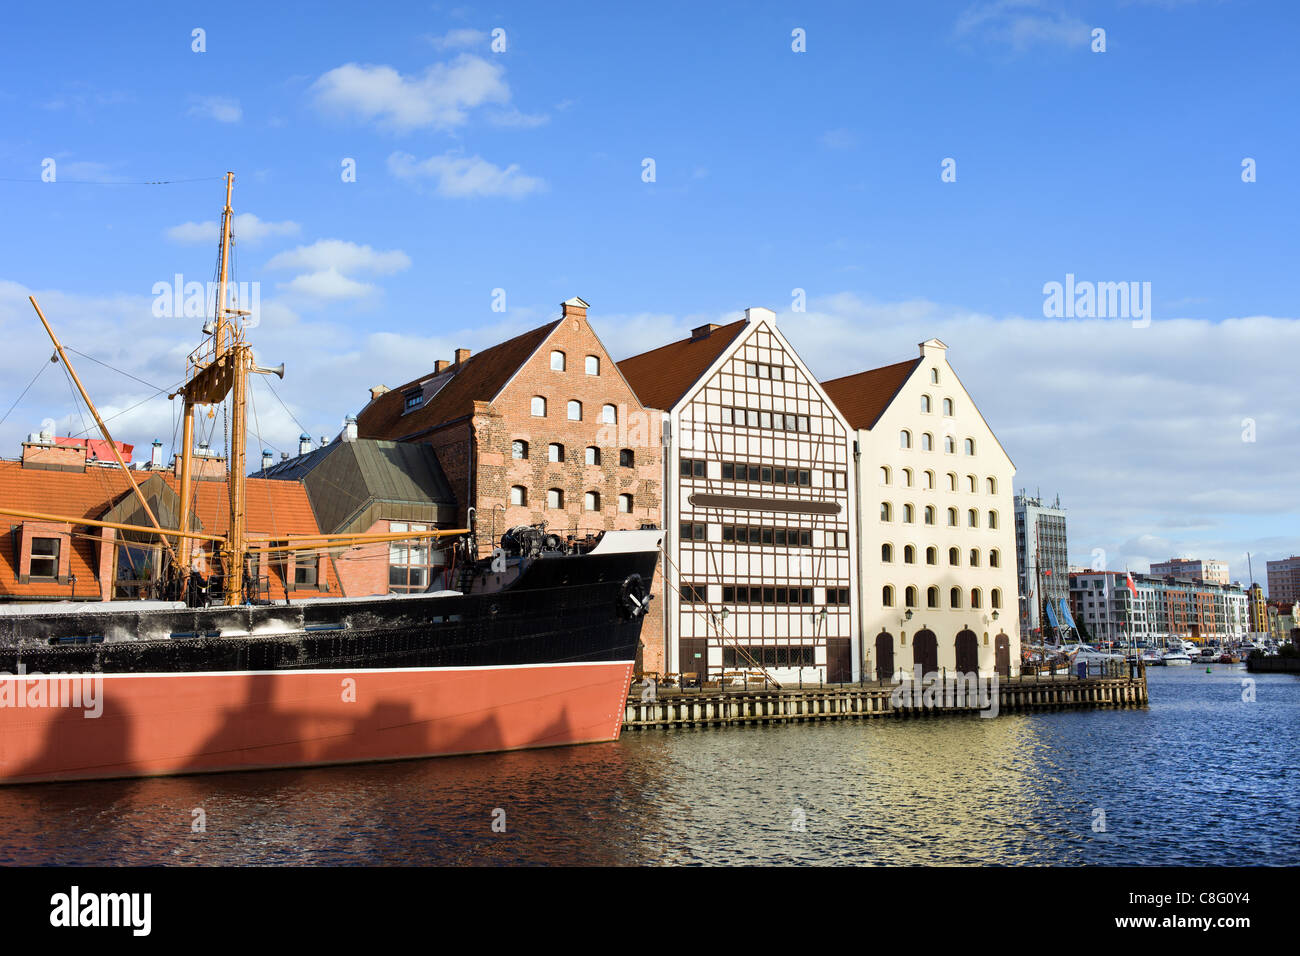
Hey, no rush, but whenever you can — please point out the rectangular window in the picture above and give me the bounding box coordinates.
[29,537,60,579]
[294,554,319,587]
[722,462,734,480]
[682,584,706,603]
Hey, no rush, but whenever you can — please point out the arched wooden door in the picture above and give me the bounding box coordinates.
[955,629,979,674]
[875,632,895,681]
[995,633,1011,677]
[913,629,938,675]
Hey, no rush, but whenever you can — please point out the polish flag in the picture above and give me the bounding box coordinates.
[1125,572,1138,598]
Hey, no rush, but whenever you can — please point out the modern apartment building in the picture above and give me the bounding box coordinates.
[1150,557,1229,585]
[1266,555,1300,603]
[618,308,857,683]
[1069,570,1249,644]
[823,339,1020,678]
[1014,492,1068,641]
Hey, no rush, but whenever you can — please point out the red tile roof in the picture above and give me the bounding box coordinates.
[616,320,747,411]
[357,320,561,440]
[820,358,921,431]
[0,460,326,600]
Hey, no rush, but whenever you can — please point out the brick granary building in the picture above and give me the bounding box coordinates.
[357,297,667,672]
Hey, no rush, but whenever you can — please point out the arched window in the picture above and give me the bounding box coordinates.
[904,545,915,564]
[948,472,957,491]
[511,440,528,460]
[585,355,599,375]
[882,585,895,607]
[882,543,893,562]
[943,398,954,416]
[948,546,960,566]
[905,586,918,608]
[619,448,634,467]
[585,446,601,465]
[988,511,998,529]
[550,350,566,371]
[531,396,546,417]
[924,505,935,525]
[991,588,1002,609]
[968,508,979,528]
[548,442,564,462]
[618,493,633,513]
[880,466,892,485]
[969,548,980,567]
[584,491,600,511]
[510,485,527,506]
[903,504,914,523]
[601,403,617,424]
[925,470,935,489]
[970,588,982,609]
[987,476,997,495]
[902,467,913,487]
[965,438,975,455]
[950,587,963,609]
[945,436,956,454]
[947,507,958,527]
[900,430,912,449]
[927,586,939,608]
[967,474,977,492]
[881,502,892,521]
[567,400,582,421]
[989,549,1000,568]
[926,546,937,565]
[547,488,564,509]
[922,433,933,451]
[921,394,932,413]
[931,368,939,384]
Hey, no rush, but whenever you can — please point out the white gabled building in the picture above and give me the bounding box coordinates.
[619,308,859,684]
[823,339,1020,679]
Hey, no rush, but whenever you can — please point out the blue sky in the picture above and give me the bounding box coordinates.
[1,0,1297,587]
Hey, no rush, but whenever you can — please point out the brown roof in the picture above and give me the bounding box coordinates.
[357,320,561,440]
[820,358,921,430]
[616,320,747,411]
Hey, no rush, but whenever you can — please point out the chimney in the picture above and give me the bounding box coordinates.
[744,306,776,325]
[299,433,312,456]
[21,439,85,473]
[343,415,358,442]
[261,450,273,471]
[434,360,451,373]
[690,323,721,341]
[454,348,471,365]
[919,338,949,359]
[561,296,589,321]
[281,452,289,461]
[369,384,390,401]
[320,436,328,447]
[151,439,163,469]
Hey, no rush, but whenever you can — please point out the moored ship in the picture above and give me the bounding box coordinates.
[0,174,660,784]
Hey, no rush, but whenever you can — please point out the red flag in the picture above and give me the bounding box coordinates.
[1125,572,1138,598]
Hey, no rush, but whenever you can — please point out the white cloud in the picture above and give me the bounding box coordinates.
[165,213,301,245]
[954,0,1091,51]
[425,28,487,50]
[265,239,411,276]
[188,95,243,123]
[488,107,550,128]
[388,151,546,198]
[310,54,509,131]
[279,269,377,301]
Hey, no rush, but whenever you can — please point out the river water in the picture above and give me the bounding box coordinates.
[2,665,1295,865]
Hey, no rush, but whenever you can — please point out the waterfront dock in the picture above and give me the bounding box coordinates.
[624,668,1148,729]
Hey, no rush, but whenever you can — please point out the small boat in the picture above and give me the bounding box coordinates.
[1162,649,1192,665]
[1140,648,1164,666]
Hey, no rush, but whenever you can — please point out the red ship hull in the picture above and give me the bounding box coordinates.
[0,660,635,785]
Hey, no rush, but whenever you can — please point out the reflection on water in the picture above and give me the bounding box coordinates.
[1,666,1295,865]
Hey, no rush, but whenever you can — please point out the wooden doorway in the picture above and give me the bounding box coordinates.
[955,629,979,673]
[995,633,1011,677]
[679,638,708,685]
[913,629,937,675]
[826,637,852,684]
[875,632,894,681]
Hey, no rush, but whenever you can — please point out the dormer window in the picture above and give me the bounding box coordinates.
[404,391,423,411]
[28,537,60,580]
